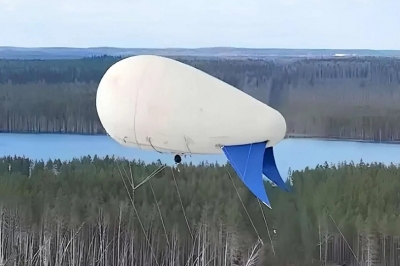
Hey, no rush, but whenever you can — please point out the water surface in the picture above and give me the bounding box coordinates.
[2,133,400,177]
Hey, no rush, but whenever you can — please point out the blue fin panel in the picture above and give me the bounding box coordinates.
[222,141,271,208]
[263,147,288,191]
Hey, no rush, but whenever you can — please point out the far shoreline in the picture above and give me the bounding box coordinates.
[285,133,400,145]
[2,130,400,146]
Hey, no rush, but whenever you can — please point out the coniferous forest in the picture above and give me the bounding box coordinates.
[2,55,400,266]
[1,56,400,141]
[0,156,399,266]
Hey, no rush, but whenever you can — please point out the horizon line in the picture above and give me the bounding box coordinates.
[1,46,399,51]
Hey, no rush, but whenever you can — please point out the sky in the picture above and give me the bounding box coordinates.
[0,0,399,49]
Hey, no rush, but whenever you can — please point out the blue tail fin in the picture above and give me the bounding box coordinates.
[263,147,288,191]
[222,142,286,208]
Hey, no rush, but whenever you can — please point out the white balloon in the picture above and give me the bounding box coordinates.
[96,55,286,155]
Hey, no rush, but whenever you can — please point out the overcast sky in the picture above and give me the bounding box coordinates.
[0,0,398,49]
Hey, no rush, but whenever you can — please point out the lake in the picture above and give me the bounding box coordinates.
[2,133,400,177]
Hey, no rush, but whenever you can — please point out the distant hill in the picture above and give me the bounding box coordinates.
[1,55,400,142]
[1,46,400,60]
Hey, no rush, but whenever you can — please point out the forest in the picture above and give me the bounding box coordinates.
[1,56,400,141]
[0,156,398,266]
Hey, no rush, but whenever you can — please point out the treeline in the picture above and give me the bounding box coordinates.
[1,56,400,85]
[1,56,400,140]
[0,156,399,266]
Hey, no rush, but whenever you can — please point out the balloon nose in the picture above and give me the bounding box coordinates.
[266,109,287,147]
